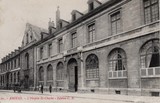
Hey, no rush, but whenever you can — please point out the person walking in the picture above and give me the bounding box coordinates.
[49,85,52,93]
[41,84,43,94]
[39,84,41,92]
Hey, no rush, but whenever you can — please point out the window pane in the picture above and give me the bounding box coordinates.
[151,4,159,21]
[88,24,95,43]
[111,11,121,35]
[140,39,160,68]
[144,0,150,7]
[109,49,126,71]
[144,7,151,23]
[144,0,159,24]
[86,54,99,79]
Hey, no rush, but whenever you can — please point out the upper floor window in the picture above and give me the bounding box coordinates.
[88,23,96,43]
[143,0,159,24]
[48,43,52,57]
[40,47,43,59]
[11,61,13,69]
[18,57,20,66]
[71,32,77,48]
[58,38,63,53]
[14,59,16,68]
[25,53,29,69]
[111,11,121,35]
[30,34,33,41]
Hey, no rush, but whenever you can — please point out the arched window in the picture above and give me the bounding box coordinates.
[57,62,64,80]
[47,64,53,80]
[10,73,12,83]
[17,72,20,82]
[86,54,99,79]
[140,39,160,68]
[0,76,1,85]
[25,53,29,69]
[39,67,44,81]
[14,72,16,83]
[108,48,127,71]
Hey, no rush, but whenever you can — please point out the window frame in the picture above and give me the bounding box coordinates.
[87,22,96,43]
[108,48,127,71]
[140,39,160,68]
[110,11,121,35]
[40,47,43,59]
[56,62,65,81]
[39,67,44,81]
[58,38,63,53]
[48,43,52,57]
[47,65,53,81]
[86,54,99,79]
[89,2,94,11]
[143,0,159,24]
[71,32,77,48]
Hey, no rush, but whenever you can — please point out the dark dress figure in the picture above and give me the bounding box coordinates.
[41,85,43,94]
[49,85,52,93]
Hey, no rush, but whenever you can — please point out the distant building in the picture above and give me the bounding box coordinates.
[0,23,47,90]
[0,0,160,96]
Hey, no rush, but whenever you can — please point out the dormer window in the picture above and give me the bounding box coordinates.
[89,2,94,11]
[72,13,76,21]
[26,33,29,44]
[88,0,101,12]
[30,34,33,41]
[71,10,83,22]
[41,33,43,40]
[59,22,62,28]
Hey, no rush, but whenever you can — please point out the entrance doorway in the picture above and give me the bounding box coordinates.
[67,58,78,92]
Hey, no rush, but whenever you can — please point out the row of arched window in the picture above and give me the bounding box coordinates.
[39,62,65,81]
[38,39,160,81]
[9,72,20,83]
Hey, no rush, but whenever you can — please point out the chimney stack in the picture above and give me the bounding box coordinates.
[56,6,60,29]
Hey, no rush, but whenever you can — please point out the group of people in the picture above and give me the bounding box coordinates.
[39,84,52,93]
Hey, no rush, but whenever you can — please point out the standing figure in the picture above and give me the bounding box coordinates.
[41,85,43,94]
[39,84,41,92]
[49,85,52,93]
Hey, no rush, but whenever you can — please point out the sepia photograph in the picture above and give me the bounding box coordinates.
[0,0,160,103]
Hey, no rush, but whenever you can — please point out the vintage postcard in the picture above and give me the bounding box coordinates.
[0,0,160,103]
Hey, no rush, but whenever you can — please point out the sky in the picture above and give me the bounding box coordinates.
[0,0,106,62]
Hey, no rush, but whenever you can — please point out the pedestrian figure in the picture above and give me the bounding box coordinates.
[41,84,43,94]
[49,85,52,93]
[39,84,41,92]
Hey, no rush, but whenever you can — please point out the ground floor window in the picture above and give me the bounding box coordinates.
[47,64,53,80]
[86,54,99,79]
[39,67,44,81]
[108,48,127,71]
[140,39,160,68]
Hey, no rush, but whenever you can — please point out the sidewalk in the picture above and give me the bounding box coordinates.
[0,90,160,103]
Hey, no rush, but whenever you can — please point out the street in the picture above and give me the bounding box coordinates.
[0,90,160,103]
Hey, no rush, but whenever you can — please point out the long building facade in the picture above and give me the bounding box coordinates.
[0,0,160,96]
